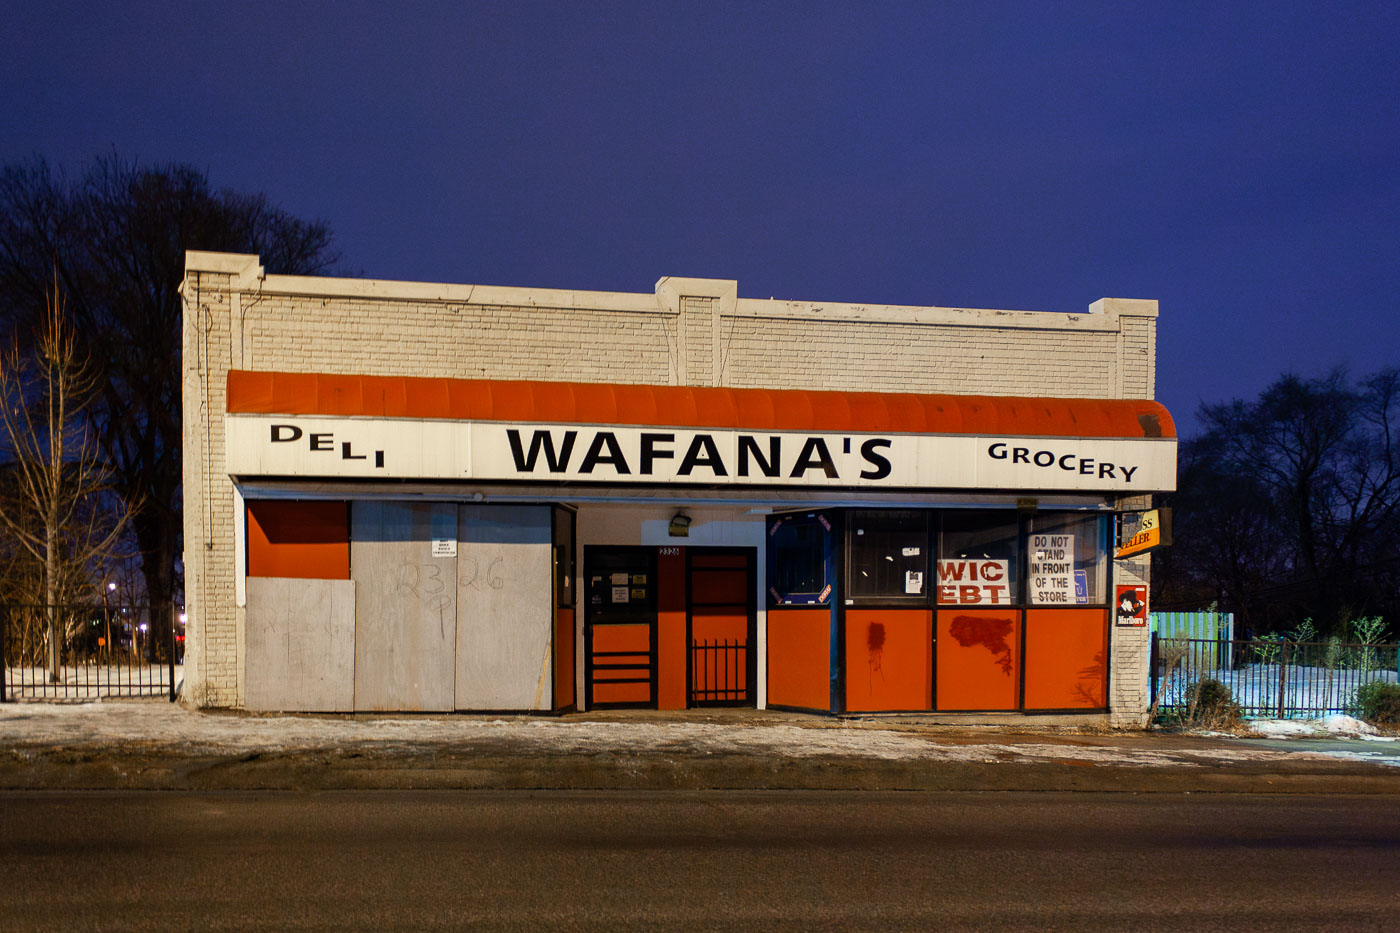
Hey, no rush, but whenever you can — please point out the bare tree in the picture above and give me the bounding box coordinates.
[0,156,339,638]
[0,273,132,679]
[1158,368,1400,634]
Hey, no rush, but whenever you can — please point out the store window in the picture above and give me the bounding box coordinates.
[553,507,575,608]
[246,499,350,580]
[937,512,1019,606]
[767,512,833,605]
[845,510,929,603]
[1028,513,1108,606]
[585,547,657,624]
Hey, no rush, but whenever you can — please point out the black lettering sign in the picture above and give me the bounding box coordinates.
[507,429,577,472]
[738,435,780,478]
[986,440,1139,485]
[678,434,727,477]
[640,433,675,474]
[859,438,893,480]
[578,432,630,474]
[790,437,838,479]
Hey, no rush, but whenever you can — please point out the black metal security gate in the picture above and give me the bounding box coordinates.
[687,549,755,708]
[689,639,749,704]
[584,548,659,709]
[1,603,180,702]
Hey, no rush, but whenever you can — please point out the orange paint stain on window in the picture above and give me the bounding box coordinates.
[936,609,1019,711]
[844,609,932,712]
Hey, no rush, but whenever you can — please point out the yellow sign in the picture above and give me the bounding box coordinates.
[1115,509,1168,559]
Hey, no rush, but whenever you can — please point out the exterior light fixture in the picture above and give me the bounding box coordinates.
[668,513,692,537]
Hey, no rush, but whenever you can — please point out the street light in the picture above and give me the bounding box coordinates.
[101,583,115,664]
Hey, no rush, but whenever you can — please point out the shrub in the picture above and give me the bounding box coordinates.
[1351,616,1388,643]
[1291,618,1318,643]
[1185,677,1241,729]
[1323,636,1344,670]
[1348,617,1389,673]
[1252,633,1285,666]
[1350,681,1400,725]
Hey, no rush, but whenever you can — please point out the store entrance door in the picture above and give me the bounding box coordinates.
[687,549,756,707]
[584,547,657,709]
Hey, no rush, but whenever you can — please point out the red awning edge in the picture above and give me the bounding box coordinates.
[225,370,1175,440]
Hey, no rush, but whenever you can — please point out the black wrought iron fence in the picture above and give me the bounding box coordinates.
[1,603,181,702]
[690,639,749,705]
[1152,634,1400,720]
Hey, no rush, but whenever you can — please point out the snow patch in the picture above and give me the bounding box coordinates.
[2,702,1393,770]
[1248,715,1382,738]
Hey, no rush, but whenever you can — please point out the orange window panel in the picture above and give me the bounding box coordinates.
[690,569,749,605]
[767,609,831,711]
[691,609,747,643]
[1023,609,1107,710]
[690,552,749,570]
[657,548,687,711]
[591,623,650,654]
[246,500,349,580]
[592,682,651,705]
[845,609,933,712]
[936,609,1019,711]
[554,608,575,710]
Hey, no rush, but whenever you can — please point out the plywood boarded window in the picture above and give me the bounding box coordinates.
[247,500,350,579]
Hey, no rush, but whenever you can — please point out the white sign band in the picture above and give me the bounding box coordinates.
[225,415,1177,492]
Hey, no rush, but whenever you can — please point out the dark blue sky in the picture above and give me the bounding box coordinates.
[5,2,1397,432]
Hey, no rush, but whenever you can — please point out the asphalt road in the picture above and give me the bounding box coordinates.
[3,790,1397,931]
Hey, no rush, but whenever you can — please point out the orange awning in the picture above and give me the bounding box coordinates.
[226,370,1174,439]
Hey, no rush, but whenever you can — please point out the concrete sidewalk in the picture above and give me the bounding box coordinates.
[2,702,1398,793]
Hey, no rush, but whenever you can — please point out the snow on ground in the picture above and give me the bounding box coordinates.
[1248,715,1396,740]
[2,701,1395,769]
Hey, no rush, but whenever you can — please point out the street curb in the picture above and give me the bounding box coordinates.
[4,744,1399,794]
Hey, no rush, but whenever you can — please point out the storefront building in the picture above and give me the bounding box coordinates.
[181,252,1174,725]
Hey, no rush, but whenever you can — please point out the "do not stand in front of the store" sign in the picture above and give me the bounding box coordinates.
[1029,534,1076,604]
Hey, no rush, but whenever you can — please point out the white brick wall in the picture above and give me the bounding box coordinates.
[1110,556,1152,727]
[182,267,240,707]
[181,254,1159,716]
[681,296,715,387]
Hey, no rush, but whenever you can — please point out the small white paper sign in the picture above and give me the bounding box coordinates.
[905,570,924,594]
[431,537,457,558]
[611,585,629,603]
